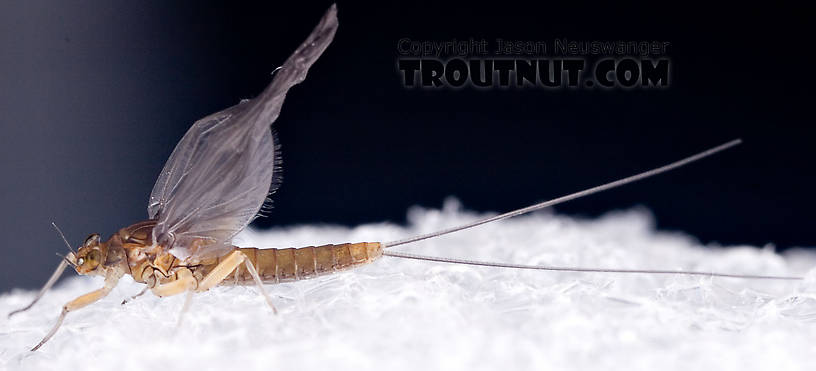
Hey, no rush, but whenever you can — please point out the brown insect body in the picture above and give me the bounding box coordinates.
[225,243,383,285]
[74,220,383,292]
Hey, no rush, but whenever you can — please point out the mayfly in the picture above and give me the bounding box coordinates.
[10,4,803,351]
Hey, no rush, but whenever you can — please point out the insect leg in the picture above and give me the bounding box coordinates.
[30,269,122,351]
[242,255,278,314]
[175,290,194,328]
[9,259,69,318]
[196,250,277,313]
[150,268,197,297]
[121,286,149,305]
[196,250,246,290]
[141,269,197,328]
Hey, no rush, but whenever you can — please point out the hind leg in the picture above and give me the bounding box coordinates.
[196,250,277,313]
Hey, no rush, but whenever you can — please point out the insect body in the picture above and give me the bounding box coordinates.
[10,5,802,352]
[80,219,383,289]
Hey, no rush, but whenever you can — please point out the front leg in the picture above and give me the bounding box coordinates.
[31,269,122,351]
[9,259,69,318]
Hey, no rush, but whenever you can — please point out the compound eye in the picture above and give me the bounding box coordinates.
[77,249,101,270]
[83,233,100,248]
[87,250,101,265]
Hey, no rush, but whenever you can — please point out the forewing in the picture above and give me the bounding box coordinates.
[148,5,338,261]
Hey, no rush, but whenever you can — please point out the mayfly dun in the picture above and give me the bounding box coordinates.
[9,4,804,352]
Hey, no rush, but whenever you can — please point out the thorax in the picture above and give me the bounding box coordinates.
[111,220,229,285]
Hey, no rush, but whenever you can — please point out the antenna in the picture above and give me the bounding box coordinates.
[384,139,742,248]
[51,222,76,254]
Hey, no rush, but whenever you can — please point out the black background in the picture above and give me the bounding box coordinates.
[0,2,812,291]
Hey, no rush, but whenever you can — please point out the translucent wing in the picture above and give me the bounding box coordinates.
[148,5,338,261]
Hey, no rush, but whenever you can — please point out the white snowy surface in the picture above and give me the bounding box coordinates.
[2,199,816,371]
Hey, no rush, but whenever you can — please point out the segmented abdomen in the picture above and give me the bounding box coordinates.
[219,242,383,285]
